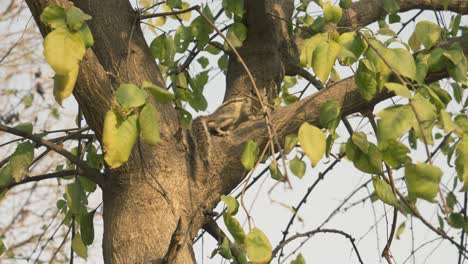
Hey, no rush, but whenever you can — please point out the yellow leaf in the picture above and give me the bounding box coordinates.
[103,110,139,169]
[43,28,85,75]
[298,122,326,167]
[53,65,79,105]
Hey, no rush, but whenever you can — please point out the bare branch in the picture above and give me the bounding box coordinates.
[271,228,364,264]
[0,170,76,191]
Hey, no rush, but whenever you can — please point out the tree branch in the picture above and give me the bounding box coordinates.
[140,5,199,20]
[271,228,364,264]
[341,0,468,30]
[0,169,77,191]
[0,124,104,186]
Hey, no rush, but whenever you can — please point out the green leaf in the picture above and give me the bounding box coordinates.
[10,142,34,182]
[376,105,415,143]
[188,91,208,111]
[428,48,448,72]
[72,234,88,259]
[79,176,97,192]
[178,108,192,128]
[197,57,209,69]
[245,228,272,263]
[0,239,6,256]
[355,59,378,101]
[66,181,82,215]
[40,5,66,29]
[167,0,182,8]
[381,140,410,168]
[372,176,399,207]
[369,39,417,80]
[190,16,213,46]
[322,2,342,24]
[79,24,94,48]
[312,40,341,83]
[0,165,13,187]
[103,110,139,169]
[116,83,147,109]
[337,32,367,65]
[352,132,370,154]
[439,109,456,134]
[142,81,174,104]
[54,65,79,105]
[449,213,465,229]
[405,163,443,202]
[339,0,352,9]
[300,33,328,68]
[410,93,437,145]
[384,82,411,98]
[396,221,406,239]
[222,0,244,18]
[224,214,246,243]
[290,156,306,178]
[319,101,342,132]
[174,26,192,52]
[65,6,92,31]
[415,53,429,84]
[43,28,85,75]
[455,137,468,191]
[80,209,96,246]
[221,195,239,215]
[346,139,382,174]
[269,163,284,181]
[241,140,260,170]
[408,21,441,51]
[14,123,33,134]
[218,54,229,71]
[139,103,160,145]
[219,237,233,259]
[298,122,326,167]
[443,42,468,84]
[225,22,247,49]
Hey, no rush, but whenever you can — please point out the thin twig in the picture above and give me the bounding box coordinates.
[271,228,364,264]
[140,5,199,20]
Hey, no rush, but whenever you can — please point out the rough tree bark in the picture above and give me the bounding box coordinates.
[23,0,468,263]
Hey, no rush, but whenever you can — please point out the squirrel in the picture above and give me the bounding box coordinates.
[203,96,255,136]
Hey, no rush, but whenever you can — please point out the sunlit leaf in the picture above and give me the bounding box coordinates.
[103,110,139,169]
[72,233,88,259]
[54,65,79,105]
[224,214,245,243]
[396,221,406,239]
[221,195,239,215]
[44,28,85,75]
[290,156,306,178]
[40,5,66,29]
[298,122,326,167]
[405,163,442,202]
[312,40,341,83]
[142,81,174,104]
[115,83,147,109]
[245,228,272,263]
[241,140,260,170]
[139,103,160,145]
